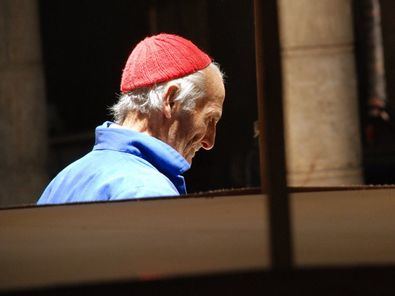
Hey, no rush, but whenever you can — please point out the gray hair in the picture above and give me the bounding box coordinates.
[110,62,222,124]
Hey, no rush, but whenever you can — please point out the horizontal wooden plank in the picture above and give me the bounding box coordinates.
[292,188,395,266]
[0,188,394,291]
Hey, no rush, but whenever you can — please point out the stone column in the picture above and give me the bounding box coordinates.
[0,0,47,205]
[278,0,363,185]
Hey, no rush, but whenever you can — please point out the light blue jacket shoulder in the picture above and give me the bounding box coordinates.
[37,122,190,204]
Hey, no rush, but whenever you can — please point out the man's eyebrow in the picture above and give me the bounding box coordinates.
[207,110,222,120]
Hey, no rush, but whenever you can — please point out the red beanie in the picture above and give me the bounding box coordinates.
[120,33,212,92]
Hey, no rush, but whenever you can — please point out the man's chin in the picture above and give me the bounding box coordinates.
[183,151,195,164]
[185,153,195,165]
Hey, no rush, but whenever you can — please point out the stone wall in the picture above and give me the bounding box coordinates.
[279,0,363,185]
[0,0,47,206]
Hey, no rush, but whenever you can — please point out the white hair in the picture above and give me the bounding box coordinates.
[110,62,222,124]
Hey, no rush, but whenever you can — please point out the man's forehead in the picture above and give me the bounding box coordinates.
[205,69,225,99]
[196,90,224,111]
[200,97,224,121]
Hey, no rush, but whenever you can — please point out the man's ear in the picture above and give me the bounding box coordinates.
[162,84,179,119]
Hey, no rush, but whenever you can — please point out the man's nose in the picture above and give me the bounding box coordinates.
[201,127,216,150]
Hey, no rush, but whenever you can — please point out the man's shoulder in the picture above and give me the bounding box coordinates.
[109,173,179,200]
[65,149,176,190]
[37,149,179,204]
[108,157,179,199]
[64,149,156,173]
[87,149,167,178]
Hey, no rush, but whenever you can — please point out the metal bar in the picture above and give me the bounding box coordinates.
[364,0,388,117]
[253,0,293,269]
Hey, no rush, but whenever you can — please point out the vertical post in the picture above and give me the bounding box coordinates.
[364,0,388,120]
[354,0,389,142]
[0,0,47,206]
[253,0,293,269]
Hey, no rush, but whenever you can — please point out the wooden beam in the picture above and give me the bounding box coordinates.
[253,0,293,269]
[1,188,395,291]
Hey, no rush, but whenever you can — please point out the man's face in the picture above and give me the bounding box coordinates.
[169,67,225,164]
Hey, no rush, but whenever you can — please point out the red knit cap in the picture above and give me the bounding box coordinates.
[120,33,212,92]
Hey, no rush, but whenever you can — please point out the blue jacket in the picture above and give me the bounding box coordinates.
[37,122,190,204]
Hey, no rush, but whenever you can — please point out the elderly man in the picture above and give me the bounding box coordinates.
[37,33,225,204]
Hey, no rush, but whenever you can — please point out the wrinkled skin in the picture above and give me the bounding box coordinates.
[123,65,225,164]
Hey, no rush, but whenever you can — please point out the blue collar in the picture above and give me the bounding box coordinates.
[93,121,190,193]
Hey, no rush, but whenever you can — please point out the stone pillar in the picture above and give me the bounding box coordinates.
[278,0,363,185]
[0,0,47,205]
